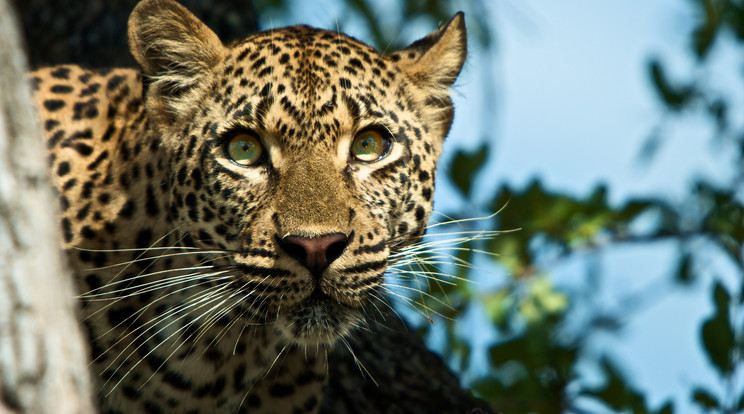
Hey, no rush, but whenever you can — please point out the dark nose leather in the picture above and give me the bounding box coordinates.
[280,233,348,277]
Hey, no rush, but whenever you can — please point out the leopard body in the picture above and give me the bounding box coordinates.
[32,0,466,412]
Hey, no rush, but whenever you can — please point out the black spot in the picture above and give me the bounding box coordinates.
[87,150,109,170]
[43,99,65,111]
[106,75,126,91]
[269,383,295,397]
[162,370,192,391]
[191,168,202,190]
[121,386,141,400]
[415,206,426,221]
[303,395,318,411]
[251,56,266,70]
[47,130,65,149]
[57,161,71,176]
[422,187,432,201]
[79,83,101,97]
[62,178,77,190]
[339,78,351,89]
[59,195,69,211]
[143,401,164,414]
[44,119,60,131]
[257,66,273,78]
[69,128,93,140]
[84,273,102,290]
[73,98,99,120]
[211,375,226,397]
[237,48,250,61]
[246,394,261,407]
[51,84,73,94]
[80,226,96,239]
[76,203,91,220]
[51,67,70,79]
[177,166,187,185]
[136,229,152,248]
[260,83,272,97]
[98,193,111,205]
[61,218,72,242]
[397,222,409,236]
[101,125,116,142]
[233,364,247,392]
[118,200,135,218]
[146,186,159,216]
[73,143,93,156]
[81,181,95,198]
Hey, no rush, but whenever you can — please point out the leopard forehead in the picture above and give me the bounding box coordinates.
[195,26,426,155]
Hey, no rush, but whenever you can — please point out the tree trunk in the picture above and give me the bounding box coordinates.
[0,1,95,412]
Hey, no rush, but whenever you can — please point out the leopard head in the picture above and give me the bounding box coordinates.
[128,0,466,346]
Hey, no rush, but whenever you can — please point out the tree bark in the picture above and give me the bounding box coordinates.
[0,1,95,412]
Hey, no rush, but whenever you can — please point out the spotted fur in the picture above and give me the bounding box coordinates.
[33,0,467,412]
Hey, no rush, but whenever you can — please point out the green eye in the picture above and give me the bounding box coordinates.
[226,133,264,166]
[351,129,392,162]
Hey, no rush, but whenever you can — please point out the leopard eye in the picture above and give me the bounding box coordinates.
[351,128,392,162]
[226,132,264,166]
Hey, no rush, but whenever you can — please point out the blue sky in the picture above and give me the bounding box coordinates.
[445,1,741,412]
[267,1,742,412]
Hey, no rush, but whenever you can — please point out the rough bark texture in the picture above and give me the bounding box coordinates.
[0,1,95,412]
[10,2,495,412]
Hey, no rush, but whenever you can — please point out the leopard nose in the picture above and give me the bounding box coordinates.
[280,233,348,277]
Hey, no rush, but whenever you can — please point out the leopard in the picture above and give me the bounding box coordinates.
[31,0,467,412]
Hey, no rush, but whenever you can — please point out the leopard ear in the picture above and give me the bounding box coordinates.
[128,0,226,118]
[393,12,467,91]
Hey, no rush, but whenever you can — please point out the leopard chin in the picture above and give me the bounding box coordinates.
[276,291,361,347]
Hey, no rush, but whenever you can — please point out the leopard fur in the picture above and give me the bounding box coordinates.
[32,0,467,412]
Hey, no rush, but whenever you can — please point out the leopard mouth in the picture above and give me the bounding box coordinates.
[276,289,361,346]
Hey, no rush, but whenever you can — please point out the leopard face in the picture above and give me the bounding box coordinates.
[35,0,466,411]
[128,1,466,347]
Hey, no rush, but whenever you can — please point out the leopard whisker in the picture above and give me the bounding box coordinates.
[103,285,235,394]
[83,249,230,271]
[380,284,454,321]
[79,267,223,298]
[83,271,231,324]
[338,335,378,387]
[95,276,234,360]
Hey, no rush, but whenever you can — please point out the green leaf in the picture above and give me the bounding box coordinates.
[450,144,488,197]
[692,387,720,410]
[655,401,674,414]
[691,0,720,59]
[700,282,735,376]
[582,357,648,412]
[648,58,695,110]
[675,253,694,285]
